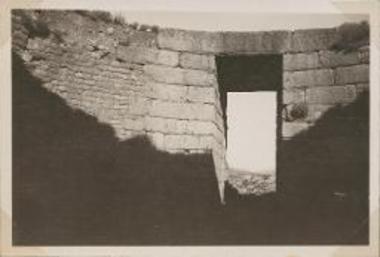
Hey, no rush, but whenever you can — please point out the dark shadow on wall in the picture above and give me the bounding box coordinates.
[12,52,222,245]
[223,92,369,245]
[276,92,369,244]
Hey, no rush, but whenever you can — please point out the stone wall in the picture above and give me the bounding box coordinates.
[12,10,227,199]
[12,10,369,201]
[278,30,369,197]
[282,46,369,139]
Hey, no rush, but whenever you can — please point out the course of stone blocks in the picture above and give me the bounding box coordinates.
[282,48,369,138]
[12,10,369,200]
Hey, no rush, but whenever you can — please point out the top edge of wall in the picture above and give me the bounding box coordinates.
[13,10,368,55]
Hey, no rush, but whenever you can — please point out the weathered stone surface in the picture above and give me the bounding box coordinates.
[283,89,305,104]
[147,82,187,102]
[335,64,369,85]
[145,117,187,134]
[283,49,367,75]
[180,53,216,71]
[156,50,180,67]
[164,134,200,149]
[356,83,369,94]
[158,28,223,53]
[306,85,357,104]
[198,136,215,149]
[187,86,215,103]
[283,52,320,71]
[117,46,179,66]
[284,69,334,88]
[128,97,150,115]
[150,100,214,120]
[290,28,338,52]
[282,122,311,138]
[305,104,334,122]
[148,132,165,149]
[184,69,216,87]
[222,31,291,53]
[144,65,215,86]
[119,30,158,48]
[144,65,185,84]
[319,50,360,67]
[145,117,215,136]
[188,120,214,135]
[148,82,215,104]
[121,118,145,131]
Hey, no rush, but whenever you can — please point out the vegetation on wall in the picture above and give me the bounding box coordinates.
[330,21,369,52]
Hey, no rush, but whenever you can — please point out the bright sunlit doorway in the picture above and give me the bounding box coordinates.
[226,92,277,175]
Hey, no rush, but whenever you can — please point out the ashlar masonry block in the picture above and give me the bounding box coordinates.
[158,28,224,53]
[283,52,320,71]
[180,52,216,71]
[284,69,334,88]
[335,64,369,85]
[306,85,357,104]
[117,46,179,66]
[144,65,215,87]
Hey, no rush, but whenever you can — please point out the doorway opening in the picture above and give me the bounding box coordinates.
[216,54,282,194]
[226,92,277,174]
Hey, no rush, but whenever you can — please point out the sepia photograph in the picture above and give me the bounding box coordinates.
[1,0,379,256]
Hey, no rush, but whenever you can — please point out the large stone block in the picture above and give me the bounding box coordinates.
[165,119,187,134]
[158,28,223,53]
[144,65,215,87]
[184,69,216,87]
[145,117,215,136]
[284,69,334,88]
[199,135,215,149]
[150,100,214,120]
[187,86,215,103]
[318,50,361,68]
[156,50,180,67]
[149,101,183,118]
[290,28,338,52]
[128,97,150,115]
[164,134,200,149]
[119,30,158,48]
[144,65,183,84]
[305,85,357,104]
[147,82,187,102]
[182,103,215,121]
[180,53,216,71]
[335,64,369,85]
[145,116,186,134]
[222,31,291,53]
[283,52,320,71]
[187,120,214,135]
[117,46,179,66]
[283,89,305,104]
